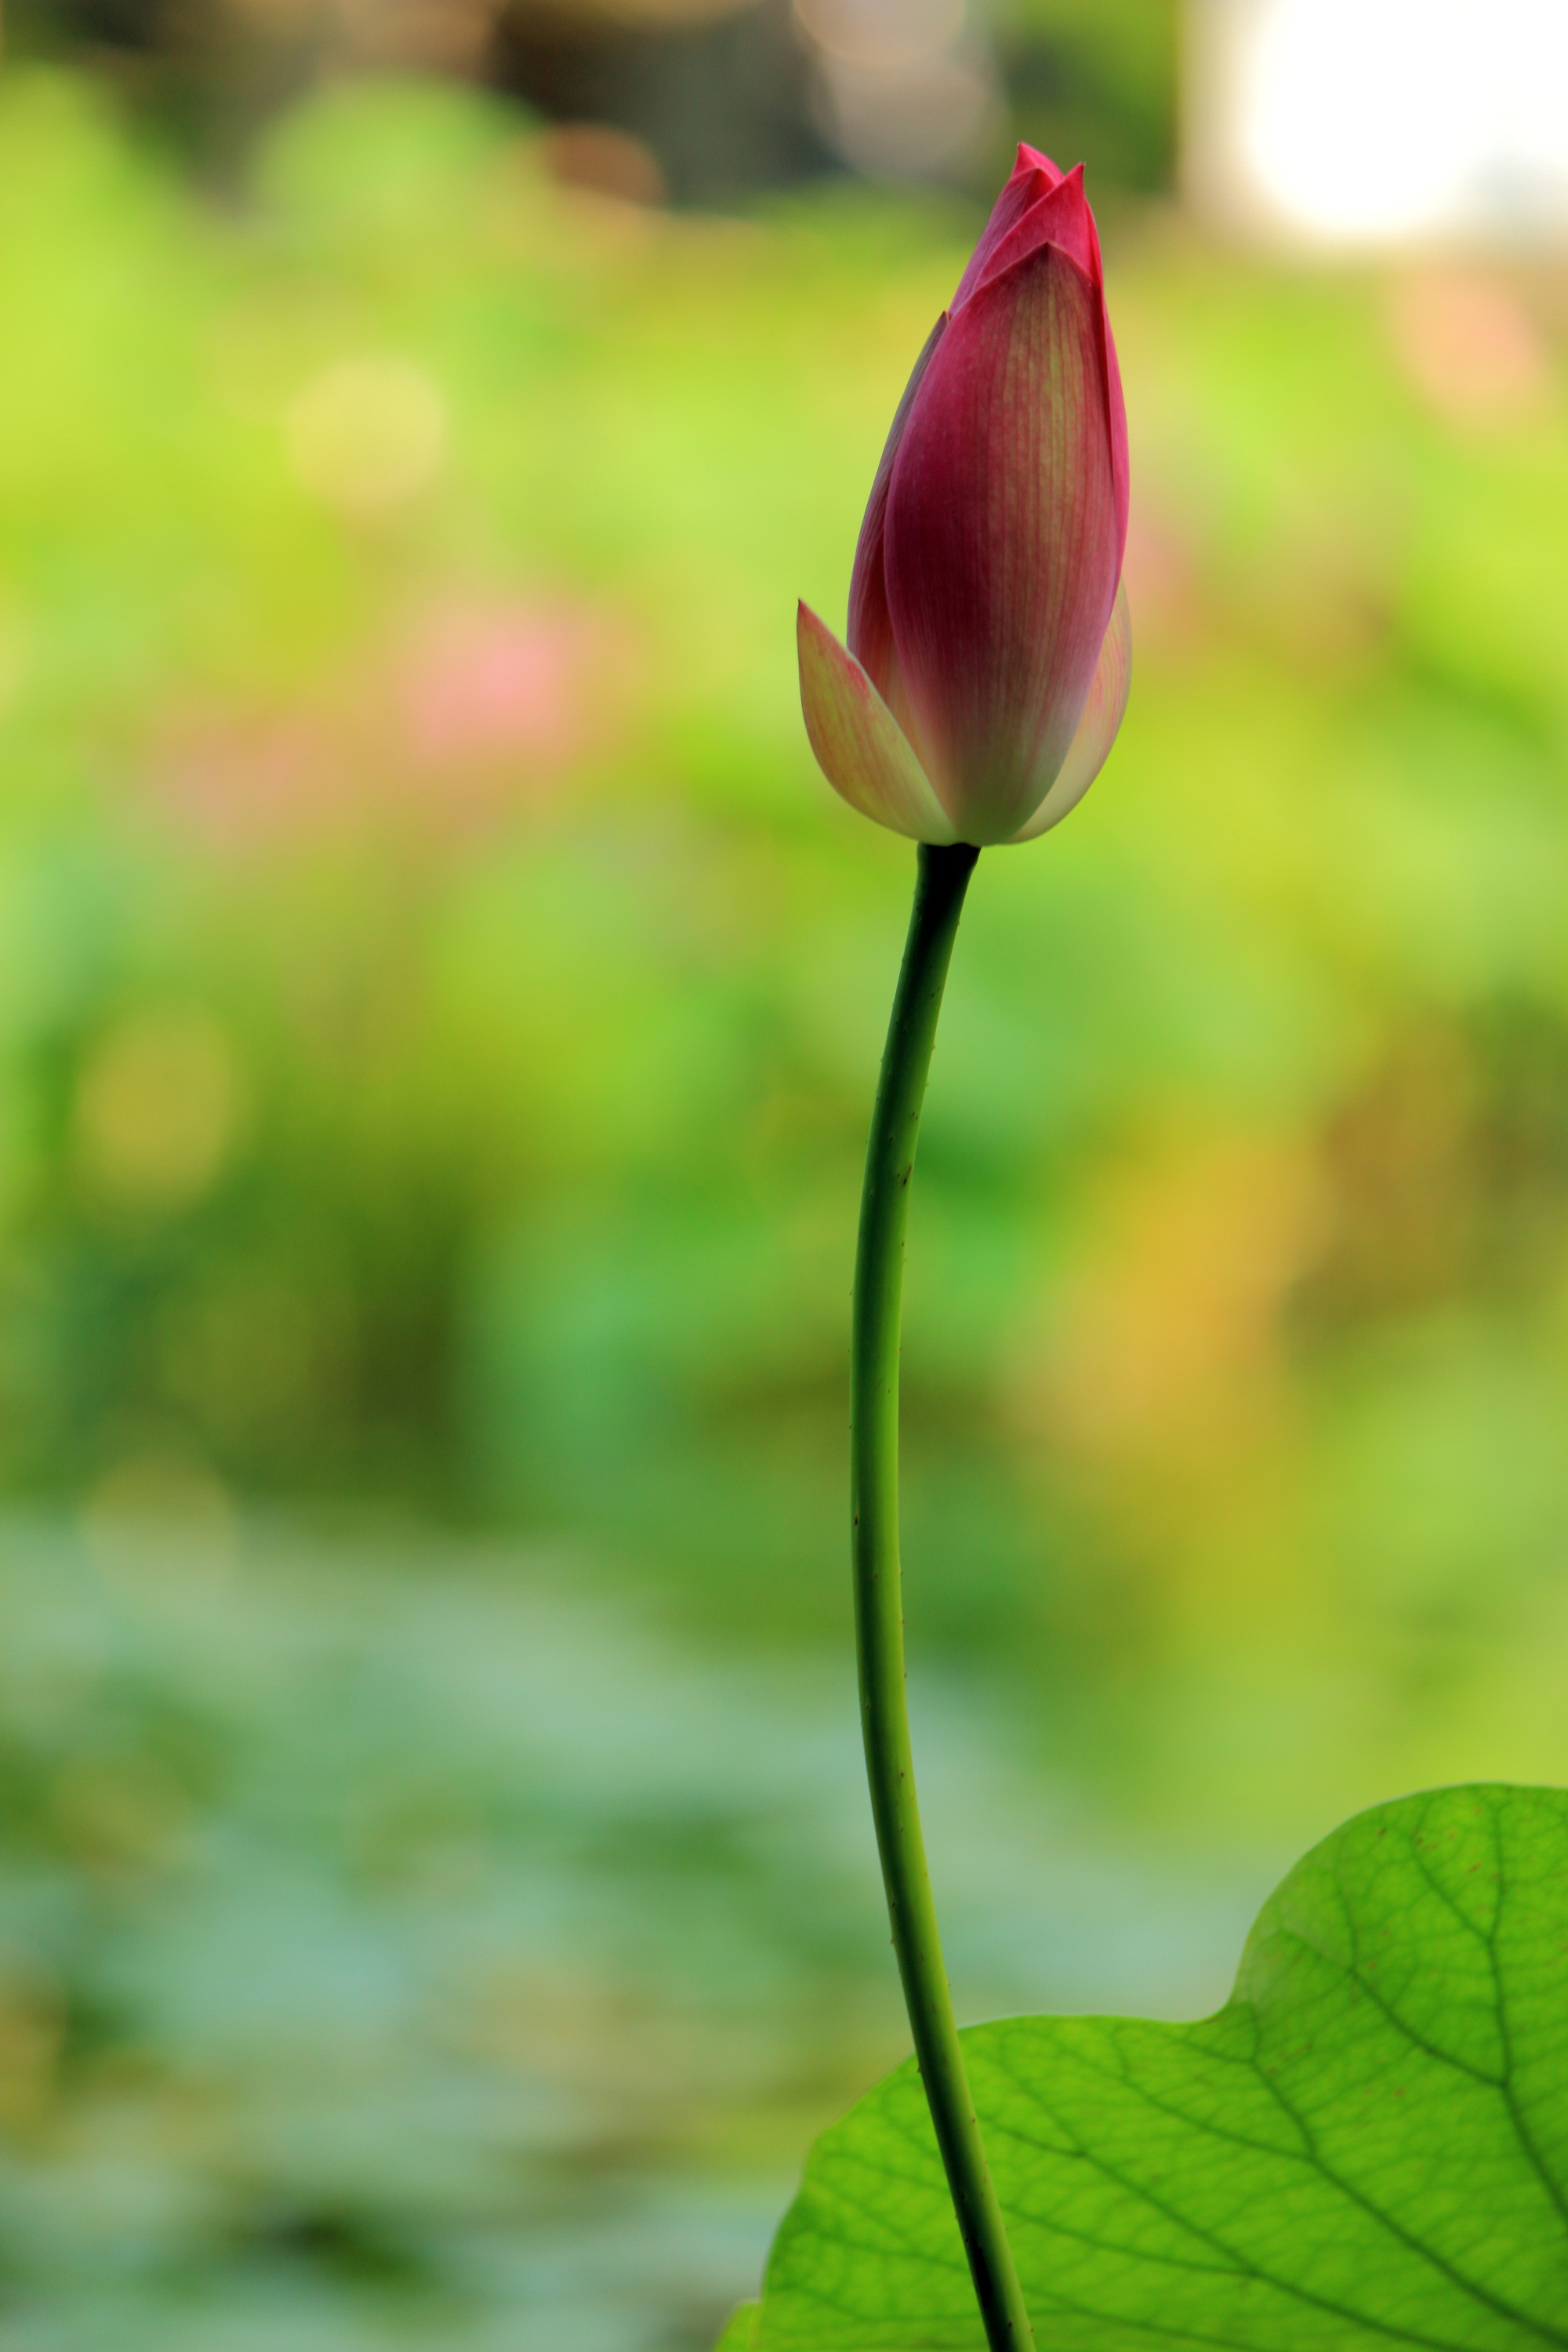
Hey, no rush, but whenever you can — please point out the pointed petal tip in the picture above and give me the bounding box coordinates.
[1015,141,1065,185]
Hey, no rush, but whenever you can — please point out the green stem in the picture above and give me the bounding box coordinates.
[851,840,1036,2352]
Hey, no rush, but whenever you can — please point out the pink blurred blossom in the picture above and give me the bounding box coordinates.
[401,601,601,775]
[151,593,627,854]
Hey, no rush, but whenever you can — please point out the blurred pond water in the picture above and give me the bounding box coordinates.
[0,1512,1271,2350]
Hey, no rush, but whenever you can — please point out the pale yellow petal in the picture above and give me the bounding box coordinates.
[797,603,957,845]
[1008,579,1131,844]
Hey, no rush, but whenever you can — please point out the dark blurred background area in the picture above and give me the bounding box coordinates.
[4,0,1178,204]
[1,1,1567,2345]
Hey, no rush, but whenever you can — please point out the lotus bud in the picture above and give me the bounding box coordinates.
[799,147,1131,848]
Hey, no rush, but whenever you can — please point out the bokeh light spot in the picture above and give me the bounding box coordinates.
[74,1011,249,1214]
[285,355,448,517]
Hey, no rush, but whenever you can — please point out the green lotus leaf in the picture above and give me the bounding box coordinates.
[726,1782,1568,2347]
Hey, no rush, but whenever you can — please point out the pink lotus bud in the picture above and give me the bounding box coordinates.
[799,147,1131,848]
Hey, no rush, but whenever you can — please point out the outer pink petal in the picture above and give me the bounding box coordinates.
[1102,303,1129,571]
[881,241,1122,847]
[1008,579,1131,843]
[847,312,947,710]
[1083,191,1130,569]
[797,603,956,844]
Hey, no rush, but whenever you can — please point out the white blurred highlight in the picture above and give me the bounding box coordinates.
[1189,0,1568,247]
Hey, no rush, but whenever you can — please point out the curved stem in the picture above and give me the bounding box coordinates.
[851,840,1036,2352]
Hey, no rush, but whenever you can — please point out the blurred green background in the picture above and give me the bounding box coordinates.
[3,1,1568,2343]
